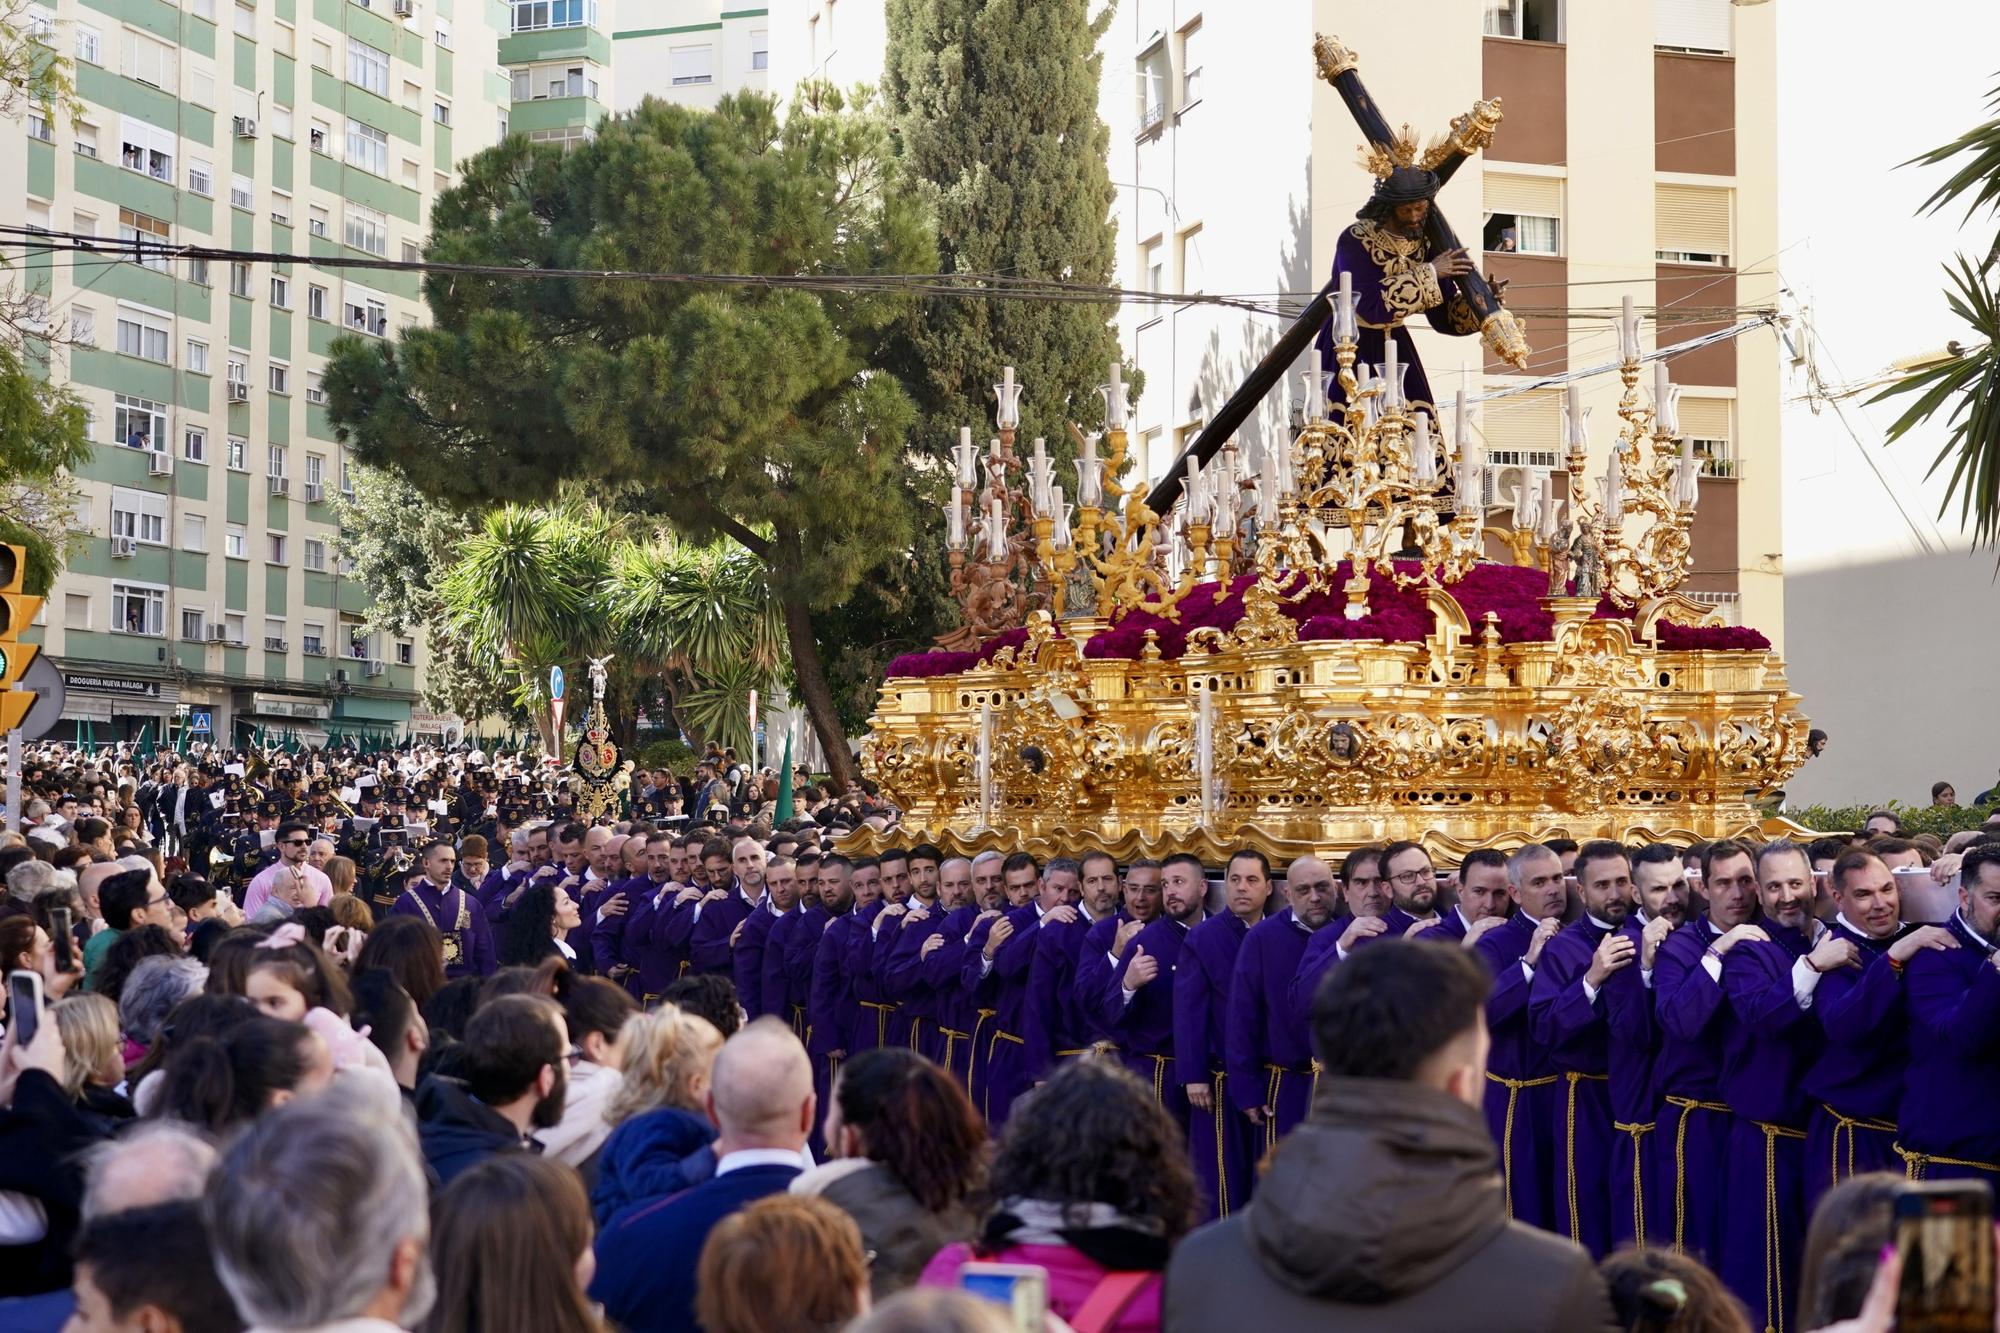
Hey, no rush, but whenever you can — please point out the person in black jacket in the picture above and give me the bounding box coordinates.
[415,994,569,1189]
[0,1003,110,1297]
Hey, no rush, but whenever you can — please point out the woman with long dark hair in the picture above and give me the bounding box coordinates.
[420,1153,601,1333]
[795,1047,984,1298]
[498,882,583,969]
[919,1059,1196,1332]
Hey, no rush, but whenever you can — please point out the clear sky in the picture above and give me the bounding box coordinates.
[1778,2,2000,568]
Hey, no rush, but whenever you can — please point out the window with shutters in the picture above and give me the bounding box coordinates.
[1677,397,1735,477]
[1480,389,1564,475]
[1655,0,1731,55]
[1655,183,1731,266]
[1482,173,1562,255]
[669,45,712,85]
[124,29,176,90]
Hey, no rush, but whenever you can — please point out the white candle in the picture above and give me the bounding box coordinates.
[1184,458,1208,523]
[1621,294,1638,362]
[1384,339,1400,409]
[1539,474,1559,541]
[1654,359,1671,416]
[1454,389,1469,451]
[1051,484,1071,549]
[947,490,965,550]
[1107,361,1126,429]
[1336,269,1355,342]
[1307,348,1324,420]
[1258,447,1279,525]
[1413,412,1435,483]
[1029,437,1052,513]
[1604,454,1625,526]
[1003,365,1015,397]
[987,496,1007,562]
[989,435,1002,461]
[1077,433,1102,507]
[1566,383,1584,447]
[1659,384,1681,438]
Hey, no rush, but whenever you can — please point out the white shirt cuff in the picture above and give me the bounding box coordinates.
[691,903,704,923]
[1701,953,1723,983]
[979,955,993,978]
[1582,979,1601,1006]
[1120,987,1137,1006]
[1641,967,1654,990]
[1520,961,1534,984]
[1790,957,1822,1009]
[1336,945,1350,962]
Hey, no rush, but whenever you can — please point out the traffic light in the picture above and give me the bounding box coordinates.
[0,545,42,733]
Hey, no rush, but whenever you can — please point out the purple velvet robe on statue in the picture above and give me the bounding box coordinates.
[1314,220,1483,413]
[1174,912,1256,1221]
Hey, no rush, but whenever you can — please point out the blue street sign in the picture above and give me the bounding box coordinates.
[549,666,565,702]
[189,708,212,736]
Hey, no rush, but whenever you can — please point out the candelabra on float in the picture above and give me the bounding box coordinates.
[942,368,1036,647]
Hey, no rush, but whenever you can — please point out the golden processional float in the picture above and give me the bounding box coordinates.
[850,36,1809,868]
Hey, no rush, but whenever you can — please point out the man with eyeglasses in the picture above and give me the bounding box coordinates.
[82,866,175,988]
[1651,837,1766,1269]
[1288,843,1434,1021]
[241,820,333,917]
[1529,840,1638,1258]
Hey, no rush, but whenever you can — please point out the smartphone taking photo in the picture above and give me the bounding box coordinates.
[1896,1180,1996,1333]
[958,1263,1048,1333]
[7,969,45,1048]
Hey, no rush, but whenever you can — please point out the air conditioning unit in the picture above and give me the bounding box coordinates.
[268,476,290,497]
[111,536,137,558]
[227,380,249,402]
[335,667,351,684]
[394,0,414,14]
[1483,462,1553,513]
[364,659,386,678]
[207,625,229,642]
[304,481,325,502]
[146,452,173,476]
[233,116,258,139]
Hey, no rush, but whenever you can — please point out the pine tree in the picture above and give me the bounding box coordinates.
[325,92,934,787]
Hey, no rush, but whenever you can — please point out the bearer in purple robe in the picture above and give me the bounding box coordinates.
[1023,853,1122,1083]
[1107,854,1206,1131]
[1315,166,1487,411]
[1416,849,1512,949]
[805,855,859,1147]
[881,856,974,1070]
[1715,842,1853,1333]
[1530,841,1638,1258]
[962,853,1064,1126]
[1290,843,1437,1023]
[733,854,797,1021]
[1614,844,1690,1249]
[1074,860,1162,1052]
[1176,851,1272,1220]
[1805,849,1960,1210]
[1898,845,2000,1190]
[1226,855,1335,1155]
[388,838,495,978]
[685,836,765,977]
[1474,844,1565,1231]
[1651,839,1763,1267]
[769,854,831,1040]
[867,849,932,1052]
[842,858,894,1051]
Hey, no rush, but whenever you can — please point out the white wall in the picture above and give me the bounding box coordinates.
[1777,1,2000,808]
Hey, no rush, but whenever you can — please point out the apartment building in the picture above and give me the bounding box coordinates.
[1105,0,1781,639]
[8,0,505,745]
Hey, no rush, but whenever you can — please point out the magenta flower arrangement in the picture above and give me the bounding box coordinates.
[881,563,1769,677]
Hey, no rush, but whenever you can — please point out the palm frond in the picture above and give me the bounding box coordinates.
[1870,255,2000,553]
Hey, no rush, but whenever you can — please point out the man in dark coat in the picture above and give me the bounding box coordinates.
[1165,940,1615,1332]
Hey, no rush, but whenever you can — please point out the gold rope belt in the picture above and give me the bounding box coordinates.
[859,999,894,1047]
[1664,1095,1731,1254]
[1263,1063,1311,1156]
[984,1028,1024,1121]
[1564,1072,1610,1244]
[1821,1104,1898,1188]
[1485,1071,1560,1221]
[1615,1121,1657,1247]
[1136,1052,1173,1106]
[1754,1121,1808,1333]
[1209,1073,1233,1218]
[1895,1142,2000,1180]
